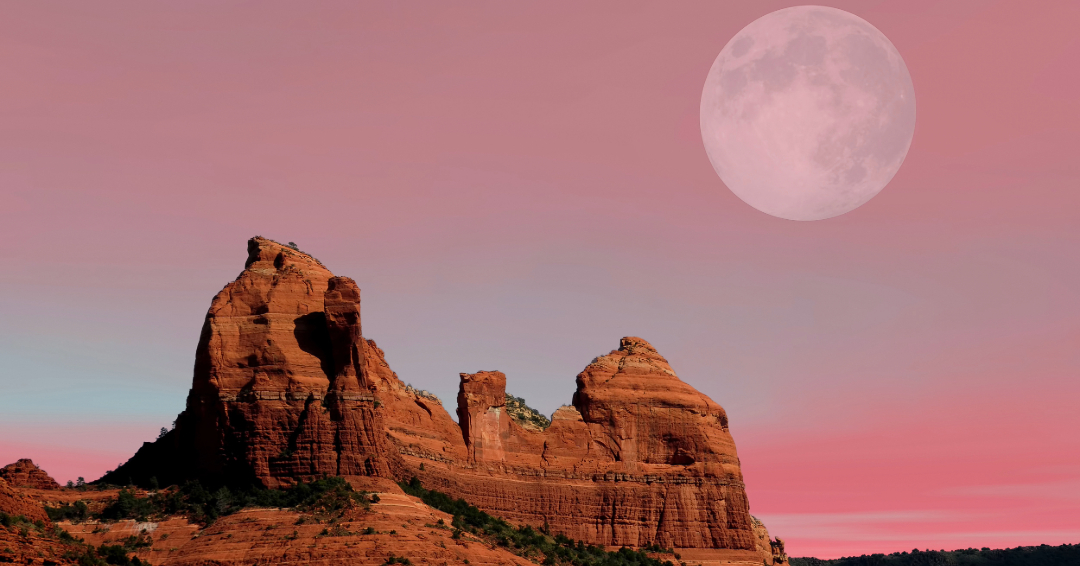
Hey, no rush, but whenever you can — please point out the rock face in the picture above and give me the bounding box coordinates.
[405,339,757,552]
[752,516,788,566]
[103,238,395,488]
[102,237,785,563]
[573,337,734,469]
[1,459,60,490]
[0,477,50,523]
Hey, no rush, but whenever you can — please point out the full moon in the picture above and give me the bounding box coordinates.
[700,6,916,221]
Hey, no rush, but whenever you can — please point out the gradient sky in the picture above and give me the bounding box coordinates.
[2,1,1079,559]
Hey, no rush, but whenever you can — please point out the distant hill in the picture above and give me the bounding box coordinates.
[791,544,1080,566]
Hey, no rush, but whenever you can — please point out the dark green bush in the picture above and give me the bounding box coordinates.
[0,511,43,531]
[46,500,90,523]
[84,476,372,525]
[505,393,551,430]
[95,544,147,566]
[99,490,156,522]
[1,509,147,566]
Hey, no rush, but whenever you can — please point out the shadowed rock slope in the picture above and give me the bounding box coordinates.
[101,237,786,565]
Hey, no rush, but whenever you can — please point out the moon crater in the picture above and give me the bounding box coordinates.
[700,6,916,221]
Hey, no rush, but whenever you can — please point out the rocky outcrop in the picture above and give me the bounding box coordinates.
[402,338,758,552]
[0,477,49,524]
[1,459,60,490]
[363,339,469,467]
[572,337,735,469]
[100,237,784,559]
[752,516,789,565]
[457,371,523,462]
[102,237,395,488]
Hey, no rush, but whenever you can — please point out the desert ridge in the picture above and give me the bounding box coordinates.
[74,237,784,563]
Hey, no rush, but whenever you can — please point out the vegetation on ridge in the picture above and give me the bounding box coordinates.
[400,477,676,566]
[46,476,372,525]
[1,509,149,566]
[44,475,681,566]
[790,544,1080,566]
[505,393,551,431]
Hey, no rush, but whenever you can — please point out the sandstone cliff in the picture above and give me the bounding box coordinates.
[400,339,760,554]
[102,237,396,489]
[100,237,786,563]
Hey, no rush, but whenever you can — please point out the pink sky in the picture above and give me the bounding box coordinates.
[1,1,1079,558]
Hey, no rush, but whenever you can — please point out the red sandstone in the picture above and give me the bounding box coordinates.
[0,477,50,524]
[98,237,787,565]
[0,459,60,491]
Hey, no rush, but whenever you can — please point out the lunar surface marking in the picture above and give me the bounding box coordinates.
[701,6,916,221]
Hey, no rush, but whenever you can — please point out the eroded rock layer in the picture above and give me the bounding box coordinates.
[103,238,395,489]
[398,339,756,552]
[1,459,60,490]
[102,237,785,563]
[0,477,50,524]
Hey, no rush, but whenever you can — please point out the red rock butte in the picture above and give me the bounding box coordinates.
[102,237,786,565]
[0,459,61,491]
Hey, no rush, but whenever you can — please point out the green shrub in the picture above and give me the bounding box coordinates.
[86,476,374,525]
[0,512,41,530]
[505,393,552,430]
[99,490,156,522]
[95,544,147,566]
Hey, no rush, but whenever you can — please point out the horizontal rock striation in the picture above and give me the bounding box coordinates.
[1,459,60,490]
[399,338,757,552]
[101,237,785,564]
[0,477,50,524]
